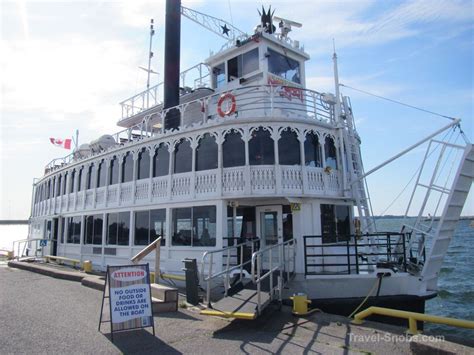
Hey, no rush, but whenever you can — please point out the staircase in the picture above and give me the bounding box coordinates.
[402,141,473,291]
[341,96,374,233]
[200,239,296,319]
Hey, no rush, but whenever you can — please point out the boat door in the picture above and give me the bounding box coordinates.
[256,206,283,248]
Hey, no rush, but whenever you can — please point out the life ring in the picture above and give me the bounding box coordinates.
[217,93,236,117]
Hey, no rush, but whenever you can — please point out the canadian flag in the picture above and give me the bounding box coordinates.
[50,138,72,150]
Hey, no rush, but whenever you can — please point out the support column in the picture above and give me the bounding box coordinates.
[190,138,197,198]
[243,128,251,195]
[216,133,223,196]
[132,150,139,204]
[272,128,282,194]
[149,147,155,202]
[167,143,174,200]
[299,133,308,194]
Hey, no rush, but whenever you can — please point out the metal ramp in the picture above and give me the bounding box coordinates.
[402,140,473,290]
[200,239,296,320]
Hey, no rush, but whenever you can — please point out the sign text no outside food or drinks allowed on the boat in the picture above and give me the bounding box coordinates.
[105,264,154,334]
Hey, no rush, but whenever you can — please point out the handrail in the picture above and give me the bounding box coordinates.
[352,306,474,335]
[13,238,46,260]
[251,239,296,315]
[131,237,162,283]
[201,238,259,306]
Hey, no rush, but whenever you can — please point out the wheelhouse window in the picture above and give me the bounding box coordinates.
[324,136,338,170]
[268,48,300,84]
[304,132,321,167]
[109,156,118,185]
[279,128,300,165]
[172,206,216,247]
[85,214,103,245]
[174,139,192,174]
[137,148,150,180]
[320,204,350,243]
[153,143,170,177]
[134,209,166,246]
[227,48,259,81]
[249,127,274,165]
[213,62,226,89]
[196,134,217,171]
[96,160,106,188]
[106,211,130,246]
[122,152,134,183]
[67,216,81,244]
[223,130,245,168]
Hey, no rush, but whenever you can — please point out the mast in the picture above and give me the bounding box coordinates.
[332,44,347,192]
[146,19,155,108]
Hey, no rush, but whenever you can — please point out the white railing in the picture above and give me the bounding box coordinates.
[251,239,296,315]
[120,63,211,120]
[33,166,346,216]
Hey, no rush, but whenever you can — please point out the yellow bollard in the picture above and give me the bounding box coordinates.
[82,260,92,273]
[290,293,312,316]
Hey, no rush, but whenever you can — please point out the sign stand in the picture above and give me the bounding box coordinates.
[98,263,155,342]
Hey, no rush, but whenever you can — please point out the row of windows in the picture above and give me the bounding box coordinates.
[35,129,338,204]
[59,206,216,248]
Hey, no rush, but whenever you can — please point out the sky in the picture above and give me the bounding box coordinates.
[0,0,473,219]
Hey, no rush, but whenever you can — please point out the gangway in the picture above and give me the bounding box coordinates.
[200,239,296,320]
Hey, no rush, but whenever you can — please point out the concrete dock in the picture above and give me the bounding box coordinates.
[1,261,472,354]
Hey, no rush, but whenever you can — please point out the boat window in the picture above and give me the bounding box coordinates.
[279,128,301,165]
[97,160,106,188]
[85,214,103,245]
[226,206,256,240]
[135,209,166,246]
[137,148,150,180]
[320,204,350,243]
[324,136,338,170]
[135,210,150,246]
[213,62,226,89]
[249,127,275,165]
[223,130,245,168]
[77,167,83,192]
[150,209,166,246]
[268,48,300,84]
[109,157,118,185]
[282,205,293,242]
[56,175,62,197]
[87,164,95,190]
[304,133,321,167]
[122,152,134,183]
[174,139,192,174]
[67,216,81,244]
[196,134,218,171]
[153,143,170,177]
[52,177,56,197]
[47,180,51,199]
[106,211,130,246]
[172,206,216,247]
[60,217,66,244]
[227,48,259,81]
[63,172,68,195]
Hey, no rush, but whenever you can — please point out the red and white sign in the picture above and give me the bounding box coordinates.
[49,138,72,149]
[111,268,146,282]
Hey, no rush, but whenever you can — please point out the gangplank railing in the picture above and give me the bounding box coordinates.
[251,239,296,315]
[131,237,162,283]
[201,238,260,306]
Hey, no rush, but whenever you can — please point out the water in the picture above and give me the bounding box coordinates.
[374,217,474,339]
[1,219,473,338]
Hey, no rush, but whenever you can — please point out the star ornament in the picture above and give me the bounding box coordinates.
[221,24,230,36]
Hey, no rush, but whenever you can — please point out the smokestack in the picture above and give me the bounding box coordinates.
[163,0,181,130]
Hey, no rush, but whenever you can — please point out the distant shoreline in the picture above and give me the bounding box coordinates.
[0,220,29,225]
